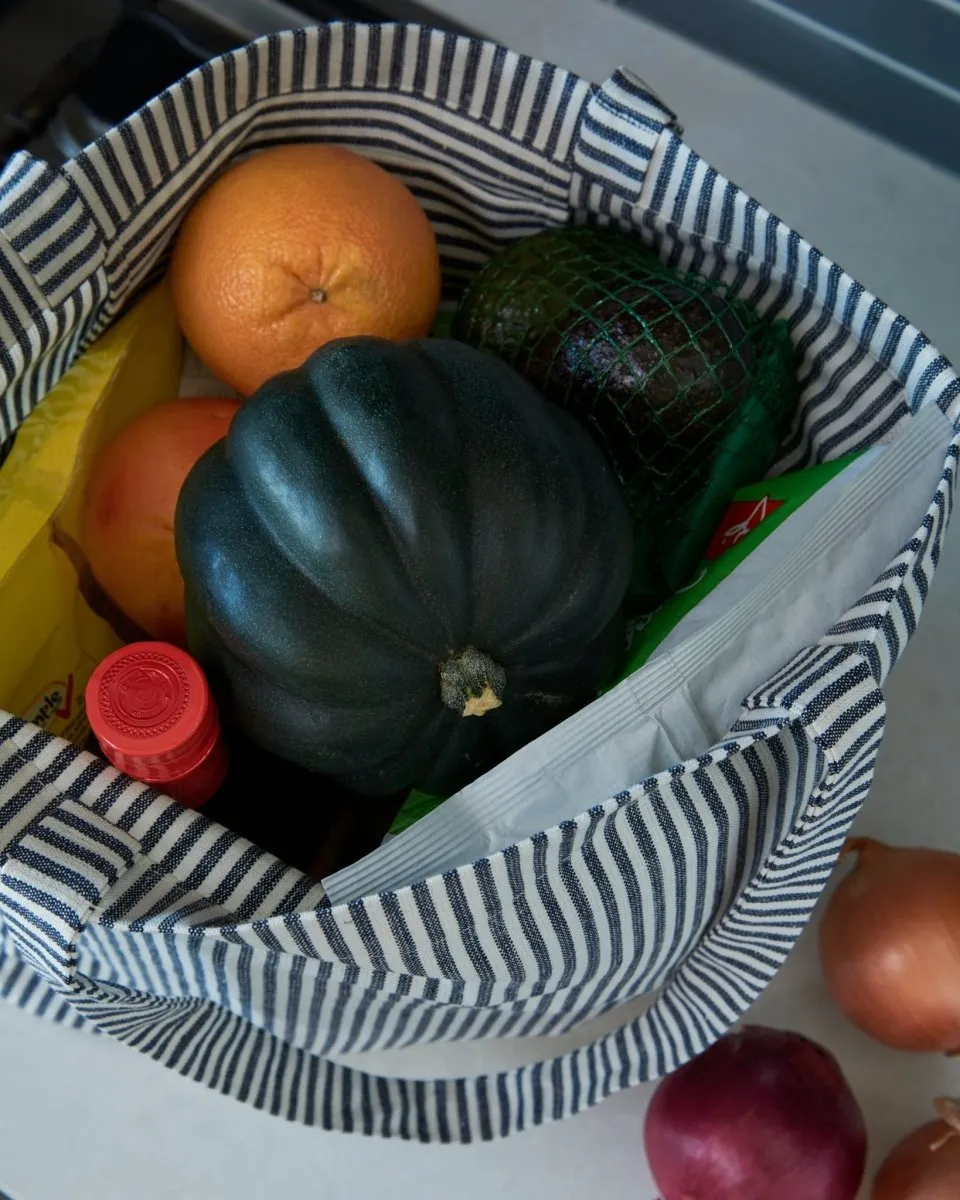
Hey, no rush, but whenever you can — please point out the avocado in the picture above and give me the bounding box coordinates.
[452,225,797,609]
[451,225,755,493]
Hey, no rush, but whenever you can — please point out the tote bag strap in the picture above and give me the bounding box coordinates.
[568,65,677,220]
[0,646,866,1141]
[0,151,108,444]
[0,716,145,990]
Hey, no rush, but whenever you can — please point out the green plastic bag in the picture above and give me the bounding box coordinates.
[618,449,865,679]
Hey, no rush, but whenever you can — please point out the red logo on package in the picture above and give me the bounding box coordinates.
[55,674,74,718]
[24,674,74,728]
[705,495,784,560]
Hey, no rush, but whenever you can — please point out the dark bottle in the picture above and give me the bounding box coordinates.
[85,642,405,878]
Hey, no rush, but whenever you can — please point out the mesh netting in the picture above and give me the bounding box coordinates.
[450,225,798,611]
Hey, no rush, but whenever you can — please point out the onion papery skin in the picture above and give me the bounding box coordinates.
[873,1100,960,1200]
[819,837,960,1053]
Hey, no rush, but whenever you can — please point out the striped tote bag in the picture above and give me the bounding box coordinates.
[0,22,957,1140]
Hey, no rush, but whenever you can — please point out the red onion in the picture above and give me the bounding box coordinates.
[644,1025,867,1200]
[819,837,960,1052]
[873,1099,960,1199]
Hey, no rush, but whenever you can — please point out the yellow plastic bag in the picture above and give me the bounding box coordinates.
[0,284,182,742]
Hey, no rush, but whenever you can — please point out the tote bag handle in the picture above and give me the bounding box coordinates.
[0,150,108,445]
[0,643,874,1141]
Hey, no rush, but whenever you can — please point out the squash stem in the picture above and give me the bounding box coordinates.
[439,647,507,718]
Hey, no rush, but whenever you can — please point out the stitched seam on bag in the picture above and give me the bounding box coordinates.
[0,823,139,979]
[679,773,848,986]
[0,166,106,309]
[0,720,320,925]
[742,698,871,753]
[822,461,956,674]
[0,723,147,872]
[4,163,109,263]
[54,165,109,248]
[590,89,668,138]
[736,752,869,920]
[752,688,883,776]
[0,842,103,990]
[0,740,72,868]
[0,230,48,315]
[661,735,859,1013]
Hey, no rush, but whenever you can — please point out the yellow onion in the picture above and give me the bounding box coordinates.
[873,1098,960,1199]
[819,837,960,1052]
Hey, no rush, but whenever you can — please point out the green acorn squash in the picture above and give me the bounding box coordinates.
[175,337,633,796]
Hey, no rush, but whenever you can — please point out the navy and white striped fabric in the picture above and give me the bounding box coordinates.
[0,22,957,1140]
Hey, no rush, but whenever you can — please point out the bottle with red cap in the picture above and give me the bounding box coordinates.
[86,641,229,809]
[85,641,408,876]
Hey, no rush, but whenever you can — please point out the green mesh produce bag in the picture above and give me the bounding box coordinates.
[451,226,799,611]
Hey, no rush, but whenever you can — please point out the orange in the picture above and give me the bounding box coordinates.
[169,144,442,396]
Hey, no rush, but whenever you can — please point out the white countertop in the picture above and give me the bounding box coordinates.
[3,3,960,1197]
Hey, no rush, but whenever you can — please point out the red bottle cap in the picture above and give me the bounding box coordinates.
[85,642,228,808]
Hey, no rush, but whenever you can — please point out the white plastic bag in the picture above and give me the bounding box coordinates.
[326,402,951,902]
